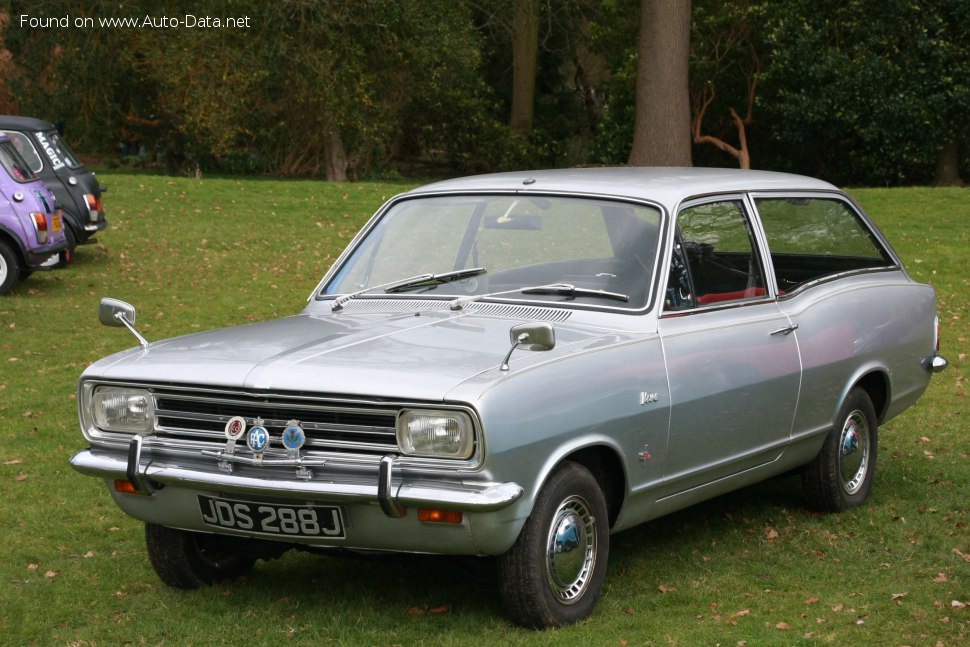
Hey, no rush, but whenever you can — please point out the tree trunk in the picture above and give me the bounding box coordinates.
[510,0,540,138]
[628,0,693,167]
[934,141,965,187]
[325,131,348,181]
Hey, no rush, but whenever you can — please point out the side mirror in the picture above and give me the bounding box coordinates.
[99,297,136,327]
[99,297,149,348]
[501,322,556,371]
[508,322,556,350]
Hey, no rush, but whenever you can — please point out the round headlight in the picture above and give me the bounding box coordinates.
[92,386,155,433]
[397,409,474,459]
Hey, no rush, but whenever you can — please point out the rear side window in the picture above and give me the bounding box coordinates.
[755,197,895,292]
[0,131,43,172]
[0,140,38,183]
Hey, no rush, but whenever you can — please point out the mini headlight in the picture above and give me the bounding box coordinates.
[92,386,155,433]
[397,409,474,459]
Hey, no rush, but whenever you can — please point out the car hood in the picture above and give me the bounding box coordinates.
[85,306,629,401]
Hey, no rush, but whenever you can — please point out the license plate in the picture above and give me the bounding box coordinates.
[198,496,345,539]
[52,214,62,232]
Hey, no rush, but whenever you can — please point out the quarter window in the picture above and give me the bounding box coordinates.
[0,131,43,172]
[755,197,894,292]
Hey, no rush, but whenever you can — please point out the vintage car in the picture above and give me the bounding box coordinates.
[0,133,67,294]
[0,115,107,261]
[70,168,947,627]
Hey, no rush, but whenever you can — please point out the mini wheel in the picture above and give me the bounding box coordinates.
[145,523,257,589]
[0,240,21,295]
[497,461,609,628]
[802,388,878,512]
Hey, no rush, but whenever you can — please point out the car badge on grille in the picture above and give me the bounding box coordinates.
[247,418,270,455]
[282,420,305,459]
[224,416,247,441]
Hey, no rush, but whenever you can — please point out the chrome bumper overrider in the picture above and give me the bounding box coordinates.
[70,442,523,518]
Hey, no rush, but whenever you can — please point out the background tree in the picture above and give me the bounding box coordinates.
[628,0,693,166]
[756,0,969,185]
[690,0,760,169]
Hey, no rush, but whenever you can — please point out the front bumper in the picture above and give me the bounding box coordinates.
[70,439,526,553]
[71,446,523,513]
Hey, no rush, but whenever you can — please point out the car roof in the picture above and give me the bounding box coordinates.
[408,167,839,208]
[0,114,57,132]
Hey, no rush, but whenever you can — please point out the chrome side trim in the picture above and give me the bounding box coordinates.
[71,449,523,514]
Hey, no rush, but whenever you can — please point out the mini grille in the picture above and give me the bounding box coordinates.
[152,389,400,455]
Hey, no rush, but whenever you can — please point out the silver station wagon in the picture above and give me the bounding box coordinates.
[71,168,948,627]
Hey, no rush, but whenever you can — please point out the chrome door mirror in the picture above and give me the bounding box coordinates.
[501,322,556,371]
[99,297,149,348]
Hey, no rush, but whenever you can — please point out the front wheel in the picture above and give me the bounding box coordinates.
[802,388,878,512]
[145,523,259,589]
[497,461,610,628]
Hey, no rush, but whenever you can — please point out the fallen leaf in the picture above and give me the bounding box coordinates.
[429,605,448,614]
[953,600,967,609]
[405,606,424,617]
[765,527,780,540]
[83,551,95,559]
[891,592,907,605]
[776,622,791,630]
[933,573,948,584]
[44,570,57,579]
[806,597,820,605]
[4,459,22,465]
[26,563,39,571]
[15,474,27,481]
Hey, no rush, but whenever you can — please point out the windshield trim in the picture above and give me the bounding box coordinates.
[310,190,669,315]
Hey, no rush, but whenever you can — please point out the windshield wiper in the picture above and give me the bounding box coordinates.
[449,282,629,311]
[384,267,487,293]
[330,267,486,311]
[522,283,629,302]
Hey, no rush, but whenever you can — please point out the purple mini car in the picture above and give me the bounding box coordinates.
[0,133,67,294]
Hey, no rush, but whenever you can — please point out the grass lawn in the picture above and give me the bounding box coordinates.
[0,174,965,645]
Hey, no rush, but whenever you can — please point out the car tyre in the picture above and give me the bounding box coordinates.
[497,461,609,628]
[0,240,21,295]
[145,523,257,589]
[802,388,878,512]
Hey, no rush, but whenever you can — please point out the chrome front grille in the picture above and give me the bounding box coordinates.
[152,389,400,455]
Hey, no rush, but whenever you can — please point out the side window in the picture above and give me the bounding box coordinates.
[665,200,765,310]
[0,131,43,173]
[755,197,895,292]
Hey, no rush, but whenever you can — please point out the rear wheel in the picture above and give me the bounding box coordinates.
[498,461,609,628]
[802,388,878,511]
[145,523,259,589]
[0,240,21,295]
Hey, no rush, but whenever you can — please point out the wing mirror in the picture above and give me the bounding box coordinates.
[501,322,556,371]
[99,297,150,349]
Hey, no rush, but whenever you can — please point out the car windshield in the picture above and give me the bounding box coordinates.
[0,140,39,183]
[321,194,664,310]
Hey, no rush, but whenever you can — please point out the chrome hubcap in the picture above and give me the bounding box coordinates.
[545,495,596,604]
[839,410,870,495]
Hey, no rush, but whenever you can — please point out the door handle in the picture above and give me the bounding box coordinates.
[770,324,799,336]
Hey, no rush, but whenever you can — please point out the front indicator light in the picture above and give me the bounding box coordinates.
[396,410,474,459]
[418,509,463,524]
[92,386,155,433]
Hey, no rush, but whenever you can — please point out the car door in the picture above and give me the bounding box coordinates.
[658,196,801,495]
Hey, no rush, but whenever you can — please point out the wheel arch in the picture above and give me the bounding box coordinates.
[0,226,28,262]
[558,444,627,528]
[853,370,890,424]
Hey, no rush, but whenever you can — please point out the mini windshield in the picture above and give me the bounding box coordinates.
[321,194,663,310]
[0,140,39,183]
